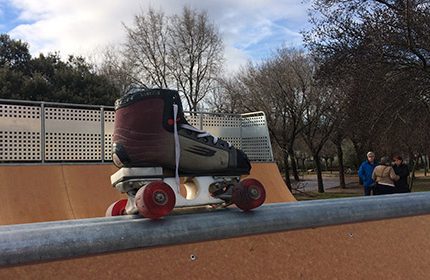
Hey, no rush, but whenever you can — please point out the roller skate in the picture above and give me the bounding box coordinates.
[106,86,266,219]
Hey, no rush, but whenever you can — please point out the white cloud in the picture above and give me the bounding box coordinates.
[6,0,310,71]
[223,45,251,74]
[9,0,136,58]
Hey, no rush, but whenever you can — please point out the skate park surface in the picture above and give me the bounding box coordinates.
[0,162,294,225]
[1,163,430,279]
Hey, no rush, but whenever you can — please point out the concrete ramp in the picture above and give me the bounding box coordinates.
[0,162,294,225]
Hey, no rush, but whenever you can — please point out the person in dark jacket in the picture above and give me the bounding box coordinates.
[392,155,410,193]
[358,151,377,195]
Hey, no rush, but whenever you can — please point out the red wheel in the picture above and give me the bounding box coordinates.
[232,178,266,211]
[135,181,176,219]
[106,199,128,216]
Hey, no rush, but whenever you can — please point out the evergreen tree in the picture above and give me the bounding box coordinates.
[0,34,120,105]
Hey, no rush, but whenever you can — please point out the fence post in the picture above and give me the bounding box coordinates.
[40,102,46,163]
[100,107,105,163]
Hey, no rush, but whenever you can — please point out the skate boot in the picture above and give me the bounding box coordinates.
[108,86,265,219]
[111,86,251,176]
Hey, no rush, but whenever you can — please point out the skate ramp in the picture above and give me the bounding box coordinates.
[0,165,124,225]
[0,165,75,224]
[0,162,293,225]
[60,165,125,218]
[245,162,295,203]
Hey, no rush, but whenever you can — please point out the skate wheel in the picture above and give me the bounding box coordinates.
[135,181,176,219]
[232,179,266,211]
[106,199,128,216]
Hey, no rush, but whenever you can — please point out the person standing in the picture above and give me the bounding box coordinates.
[358,151,377,195]
[392,155,410,193]
[372,156,399,195]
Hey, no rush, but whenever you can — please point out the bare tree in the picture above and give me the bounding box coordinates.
[97,45,137,92]
[206,76,244,113]
[267,49,314,183]
[122,8,170,89]
[221,49,313,188]
[119,6,224,111]
[168,7,224,111]
[301,86,336,193]
[305,0,430,163]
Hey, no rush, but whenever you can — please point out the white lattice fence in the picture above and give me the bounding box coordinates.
[0,100,273,163]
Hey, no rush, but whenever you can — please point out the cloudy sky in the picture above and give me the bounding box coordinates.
[0,0,311,72]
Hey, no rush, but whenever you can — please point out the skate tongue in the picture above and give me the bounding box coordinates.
[173,104,181,191]
[180,124,232,148]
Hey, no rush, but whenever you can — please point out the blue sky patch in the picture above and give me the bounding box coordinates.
[0,1,31,33]
[234,18,306,61]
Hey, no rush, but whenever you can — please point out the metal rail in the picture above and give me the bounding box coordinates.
[0,98,254,116]
[1,192,430,266]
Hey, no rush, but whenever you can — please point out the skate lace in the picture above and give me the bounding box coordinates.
[173,105,181,191]
[180,124,232,148]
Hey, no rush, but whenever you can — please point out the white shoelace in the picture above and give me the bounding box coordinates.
[173,105,181,192]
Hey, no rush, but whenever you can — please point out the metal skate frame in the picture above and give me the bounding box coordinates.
[111,167,238,213]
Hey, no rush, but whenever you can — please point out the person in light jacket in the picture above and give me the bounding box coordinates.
[372,156,399,195]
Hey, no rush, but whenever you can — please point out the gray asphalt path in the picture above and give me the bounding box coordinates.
[290,174,357,192]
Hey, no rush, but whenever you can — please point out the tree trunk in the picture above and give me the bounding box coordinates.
[409,151,416,180]
[288,146,300,181]
[417,155,422,170]
[409,158,418,191]
[336,141,346,188]
[313,153,324,193]
[283,152,292,191]
[324,158,329,171]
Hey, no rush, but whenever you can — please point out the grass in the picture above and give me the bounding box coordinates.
[292,173,430,201]
[410,175,430,192]
[293,192,361,201]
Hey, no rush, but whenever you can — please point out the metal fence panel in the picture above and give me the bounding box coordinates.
[0,99,273,163]
[241,112,274,161]
[104,110,115,161]
[0,103,41,161]
[44,107,102,161]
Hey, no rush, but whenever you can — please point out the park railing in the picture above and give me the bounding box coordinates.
[0,192,429,266]
[0,99,273,164]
